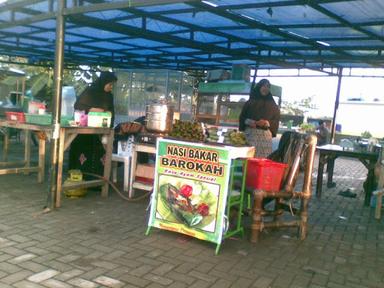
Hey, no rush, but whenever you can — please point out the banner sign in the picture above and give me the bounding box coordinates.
[147,138,231,244]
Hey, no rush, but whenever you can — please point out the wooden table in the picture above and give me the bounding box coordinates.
[0,119,114,208]
[0,120,50,183]
[316,144,379,206]
[56,126,114,207]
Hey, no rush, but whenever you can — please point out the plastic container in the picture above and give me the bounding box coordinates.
[88,111,111,127]
[370,193,384,208]
[246,158,287,192]
[5,111,25,123]
[25,113,72,126]
[64,169,87,198]
[61,86,76,117]
[28,101,46,114]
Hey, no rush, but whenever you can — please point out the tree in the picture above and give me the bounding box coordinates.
[281,96,317,116]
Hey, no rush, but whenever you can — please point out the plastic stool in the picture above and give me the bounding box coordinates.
[112,154,131,192]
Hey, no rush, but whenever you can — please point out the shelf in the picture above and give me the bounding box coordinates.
[132,181,153,191]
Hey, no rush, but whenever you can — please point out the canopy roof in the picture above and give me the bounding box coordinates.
[1,0,384,72]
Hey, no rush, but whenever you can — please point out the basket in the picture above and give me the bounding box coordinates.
[246,158,287,192]
[5,111,25,123]
[25,113,72,126]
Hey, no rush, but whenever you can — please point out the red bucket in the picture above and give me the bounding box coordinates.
[246,158,287,192]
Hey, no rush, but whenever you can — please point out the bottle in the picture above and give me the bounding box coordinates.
[61,86,76,117]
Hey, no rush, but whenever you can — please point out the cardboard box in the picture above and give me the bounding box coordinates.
[87,111,112,127]
[135,163,155,180]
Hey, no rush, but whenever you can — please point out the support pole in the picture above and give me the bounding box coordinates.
[251,63,258,91]
[47,0,65,209]
[330,68,343,144]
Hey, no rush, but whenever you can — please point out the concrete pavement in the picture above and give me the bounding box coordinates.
[0,141,383,288]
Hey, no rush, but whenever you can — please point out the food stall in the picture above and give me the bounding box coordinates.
[0,112,114,208]
[126,99,255,253]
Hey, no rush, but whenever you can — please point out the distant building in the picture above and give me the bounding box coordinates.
[337,100,384,138]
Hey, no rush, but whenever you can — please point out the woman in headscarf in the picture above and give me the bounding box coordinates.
[239,79,280,158]
[74,71,117,125]
[69,71,118,179]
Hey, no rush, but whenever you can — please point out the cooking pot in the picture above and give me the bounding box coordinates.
[145,103,174,133]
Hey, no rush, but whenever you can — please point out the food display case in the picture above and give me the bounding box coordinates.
[196,81,282,127]
[195,82,252,127]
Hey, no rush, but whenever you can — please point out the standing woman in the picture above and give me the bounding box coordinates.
[69,71,118,178]
[239,79,280,158]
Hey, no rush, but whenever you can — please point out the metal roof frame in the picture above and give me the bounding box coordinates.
[1,0,383,73]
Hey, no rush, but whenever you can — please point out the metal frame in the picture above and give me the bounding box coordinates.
[1,0,384,71]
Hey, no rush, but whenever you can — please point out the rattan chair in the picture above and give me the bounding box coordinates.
[373,149,384,220]
[250,132,317,243]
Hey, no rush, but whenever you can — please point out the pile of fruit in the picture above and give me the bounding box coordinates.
[206,127,248,146]
[170,120,205,141]
[224,130,247,146]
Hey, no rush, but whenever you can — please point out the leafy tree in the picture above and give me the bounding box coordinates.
[361,131,372,138]
[281,96,317,116]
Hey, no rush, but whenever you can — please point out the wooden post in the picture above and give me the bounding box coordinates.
[24,130,31,175]
[38,137,46,183]
[55,128,66,208]
[330,68,343,144]
[3,128,9,162]
[101,130,114,197]
[48,0,65,209]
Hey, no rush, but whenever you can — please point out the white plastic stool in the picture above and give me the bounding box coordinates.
[112,154,131,192]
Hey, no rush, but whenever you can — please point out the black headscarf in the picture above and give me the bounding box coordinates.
[239,78,280,136]
[94,71,118,90]
[250,79,273,100]
[74,71,118,127]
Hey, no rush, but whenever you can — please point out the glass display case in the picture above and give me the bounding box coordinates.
[196,81,282,127]
[196,82,252,127]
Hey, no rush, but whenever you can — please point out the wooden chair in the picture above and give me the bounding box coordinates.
[250,132,317,243]
[373,148,384,220]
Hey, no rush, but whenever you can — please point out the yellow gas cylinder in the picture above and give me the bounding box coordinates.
[64,169,87,198]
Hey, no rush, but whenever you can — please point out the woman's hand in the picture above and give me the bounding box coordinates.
[89,108,104,112]
[256,119,270,128]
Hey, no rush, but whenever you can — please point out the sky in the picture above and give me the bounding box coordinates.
[256,69,384,118]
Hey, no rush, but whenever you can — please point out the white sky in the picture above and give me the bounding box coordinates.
[256,69,384,118]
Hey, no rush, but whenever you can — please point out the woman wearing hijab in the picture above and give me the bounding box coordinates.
[69,71,118,178]
[239,79,280,158]
[74,71,117,125]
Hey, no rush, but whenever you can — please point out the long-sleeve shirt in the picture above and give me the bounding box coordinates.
[239,97,280,137]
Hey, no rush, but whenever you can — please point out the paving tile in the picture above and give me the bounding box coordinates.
[151,263,175,276]
[11,254,37,263]
[41,279,73,288]
[27,270,60,283]
[129,264,154,277]
[210,278,233,288]
[165,271,196,285]
[143,273,173,286]
[93,276,124,288]
[67,278,98,288]
[55,269,85,281]
[252,276,274,288]
[0,271,34,285]
[0,153,383,288]
[13,281,46,288]
[118,274,150,287]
